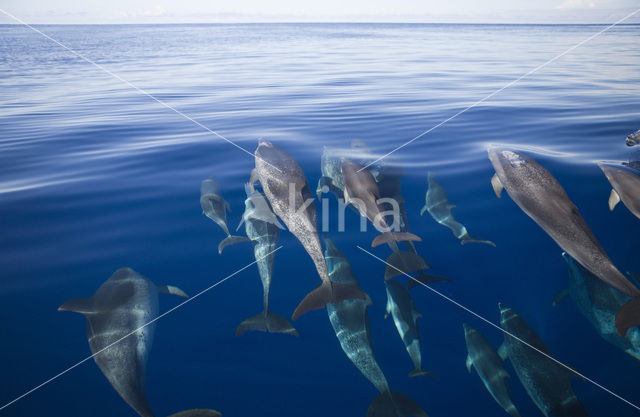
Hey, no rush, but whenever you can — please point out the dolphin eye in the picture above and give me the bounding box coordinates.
[501,150,527,167]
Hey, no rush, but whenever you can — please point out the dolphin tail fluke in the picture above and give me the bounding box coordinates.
[218,235,251,254]
[236,310,299,337]
[505,404,523,417]
[372,232,421,247]
[384,251,431,280]
[409,368,439,378]
[461,234,495,247]
[366,390,429,417]
[615,297,640,337]
[167,409,222,417]
[407,272,453,290]
[292,282,366,320]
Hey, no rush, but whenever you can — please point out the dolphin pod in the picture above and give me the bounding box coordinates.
[59,267,189,417]
[250,140,366,320]
[200,178,250,253]
[463,323,521,417]
[488,147,640,337]
[421,172,495,247]
[498,303,589,417]
[600,164,640,220]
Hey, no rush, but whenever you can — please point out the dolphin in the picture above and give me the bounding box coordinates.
[623,160,640,171]
[323,238,429,417]
[555,253,640,361]
[626,129,640,147]
[420,172,495,247]
[488,147,640,336]
[220,183,297,336]
[200,178,250,254]
[498,303,589,417]
[385,279,438,378]
[167,410,221,417]
[600,164,640,220]
[250,140,365,320]
[59,267,188,417]
[463,323,521,417]
[341,158,421,248]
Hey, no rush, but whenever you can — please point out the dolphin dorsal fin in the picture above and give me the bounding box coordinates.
[158,285,189,298]
[497,342,508,361]
[58,297,94,315]
[608,189,620,211]
[491,173,504,198]
[465,355,473,373]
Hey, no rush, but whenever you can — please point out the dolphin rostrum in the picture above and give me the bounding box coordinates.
[600,164,640,220]
[167,410,222,417]
[200,178,250,254]
[59,267,188,417]
[421,172,495,247]
[385,278,438,378]
[627,129,640,147]
[324,238,428,417]
[220,183,297,336]
[250,140,365,320]
[488,147,640,336]
[498,303,589,417]
[341,158,421,248]
[463,323,521,417]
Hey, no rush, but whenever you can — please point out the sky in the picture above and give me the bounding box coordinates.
[0,0,639,24]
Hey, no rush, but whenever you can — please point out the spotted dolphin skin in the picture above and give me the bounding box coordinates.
[498,303,589,417]
[385,279,438,378]
[323,238,428,417]
[59,267,188,417]
[251,140,365,320]
[463,323,521,417]
[626,129,640,146]
[488,147,640,337]
[421,172,495,247]
[600,164,640,220]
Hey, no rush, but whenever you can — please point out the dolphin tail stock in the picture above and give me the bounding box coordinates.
[408,368,440,378]
[218,235,252,254]
[460,234,495,247]
[615,297,640,337]
[291,281,366,320]
[372,232,421,248]
[406,271,453,290]
[384,250,431,280]
[366,390,429,417]
[236,310,299,337]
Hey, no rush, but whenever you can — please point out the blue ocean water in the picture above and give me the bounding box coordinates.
[0,22,639,417]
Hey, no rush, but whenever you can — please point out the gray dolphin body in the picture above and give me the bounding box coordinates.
[59,267,188,417]
[498,303,589,417]
[488,147,640,336]
[221,183,297,336]
[167,410,221,417]
[556,253,640,361]
[324,238,428,417]
[600,164,640,220]
[200,178,249,254]
[385,279,437,378]
[626,129,640,147]
[251,140,365,320]
[421,172,495,247]
[463,323,521,417]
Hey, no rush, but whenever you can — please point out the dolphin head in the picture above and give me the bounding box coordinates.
[627,130,640,147]
[323,236,341,257]
[200,178,220,196]
[462,323,474,335]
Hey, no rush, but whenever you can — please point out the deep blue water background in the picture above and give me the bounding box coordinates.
[1,23,639,417]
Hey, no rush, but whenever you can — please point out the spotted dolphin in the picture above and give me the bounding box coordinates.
[220,183,297,336]
[463,323,521,417]
[626,129,640,147]
[324,238,429,417]
[251,140,365,320]
[421,172,495,247]
[200,178,250,254]
[385,279,438,378]
[498,303,589,417]
[600,164,640,220]
[488,147,640,336]
[59,267,188,417]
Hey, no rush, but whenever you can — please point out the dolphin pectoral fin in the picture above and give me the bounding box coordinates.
[412,308,423,321]
[366,390,429,417]
[419,205,427,216]
[236,310,299,337]
[407,272,453,290]
[608,189,621,211]
[218,235,252,254]
[292,282,366,320]
[409,368,439,378]
[497,343,508,361]
[372,232,421,248]
[552,287,570,307]
[491,173,503,198]
[465,355,473,373]
[235,216,246,232]
[167,409,222,417]
[615,297,640,337]
[384,251,431,280]
[58,297,93,314]
[158,285,189,298]
[249,168,259,188]
[461,234,496,247]
[223,199,231,213]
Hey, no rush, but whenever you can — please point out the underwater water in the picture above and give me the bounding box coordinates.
[0,22,639,417]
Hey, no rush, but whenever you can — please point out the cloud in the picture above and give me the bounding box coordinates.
[556,0,596,9]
